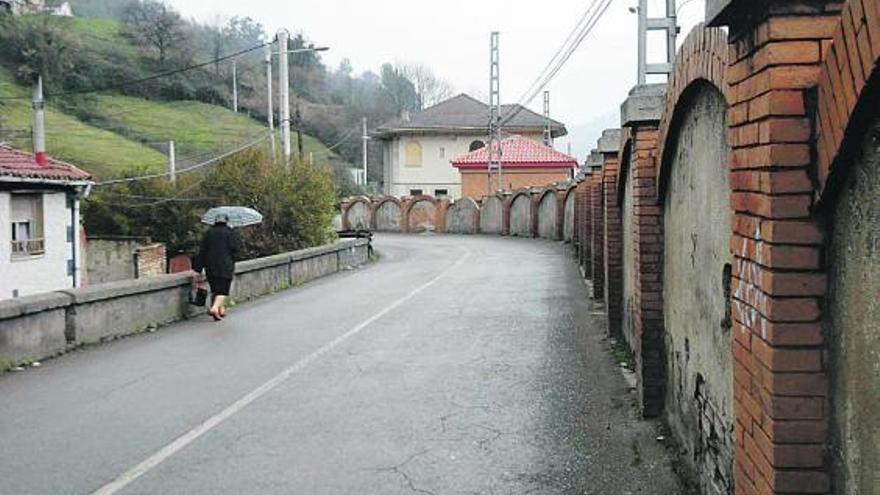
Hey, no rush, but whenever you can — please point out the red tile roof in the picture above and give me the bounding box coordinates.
[0,145,92,183]
[451,135,578,170]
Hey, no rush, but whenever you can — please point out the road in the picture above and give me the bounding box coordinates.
[0,234,681,495]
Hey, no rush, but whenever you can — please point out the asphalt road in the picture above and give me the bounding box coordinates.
[0,234,682,495]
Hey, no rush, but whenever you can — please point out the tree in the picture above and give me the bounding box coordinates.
[0,14,79,86]
[380,63,419,115]
[400,62,454,109]
[122,0,188,66]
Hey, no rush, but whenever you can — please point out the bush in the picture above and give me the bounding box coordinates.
[83,147,338,259]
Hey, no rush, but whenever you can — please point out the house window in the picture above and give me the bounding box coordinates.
[409,189,423,196]
[439,147,446,158]
[10,193,45,257]
[404,141,423,167]
[434,189,449,198]
[469,140,486,152]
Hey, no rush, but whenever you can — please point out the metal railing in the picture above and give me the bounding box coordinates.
[11,238,45,256]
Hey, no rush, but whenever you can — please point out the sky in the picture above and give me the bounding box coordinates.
[164,0,707,161]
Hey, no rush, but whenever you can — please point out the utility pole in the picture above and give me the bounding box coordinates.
[278,29,292,165]
[232,61,238,113]
[543,90,552,147]
[487,31,502,195]
[361,116,368,186]
[295,101,304,162]
[265,44,276,159]
[636,0,677,84]
[32,76,47,166]
[168,140,176,185]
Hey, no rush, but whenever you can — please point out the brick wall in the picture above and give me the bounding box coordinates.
[134,243,167,278]
[577,178,593,277]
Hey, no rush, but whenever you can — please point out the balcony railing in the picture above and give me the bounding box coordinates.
[11,238,45,256]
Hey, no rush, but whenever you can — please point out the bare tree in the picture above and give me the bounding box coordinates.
[399,62,454,110]
[122,0,187,65]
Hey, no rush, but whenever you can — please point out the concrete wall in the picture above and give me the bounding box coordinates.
[563,190,575,242]
[662,83,732,495]
[407,200,437,233]
[479,196,503,235]
[0,239,370,370]
[346,201,371,230]
[86,237,144,284]
[374,201,403,232]
[827,112,880,495]
[537,191,558,240]
[445,198,479,234]
[509,194,531,237]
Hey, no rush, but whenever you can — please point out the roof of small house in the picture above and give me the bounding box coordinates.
[0,145,92,183]
[451,135,578,170]
[374,94,567,138]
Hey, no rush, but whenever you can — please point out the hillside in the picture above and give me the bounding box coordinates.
[0,15,339,179]
[0,68,168,177]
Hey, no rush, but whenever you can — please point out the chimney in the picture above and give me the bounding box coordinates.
[32,76,47,166]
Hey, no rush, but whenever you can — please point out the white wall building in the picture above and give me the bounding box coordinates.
[0,145,91,299]
[375,94,566,199]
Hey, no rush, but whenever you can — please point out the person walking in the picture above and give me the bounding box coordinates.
[193,214,241,321]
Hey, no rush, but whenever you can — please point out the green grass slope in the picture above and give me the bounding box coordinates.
[0,68,168,178]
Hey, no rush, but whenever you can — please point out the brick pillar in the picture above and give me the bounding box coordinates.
[589,171,605,300]
[599,130,623,336]
[709,2,839,493]
[622,83,667,417]
[577,176,592,276]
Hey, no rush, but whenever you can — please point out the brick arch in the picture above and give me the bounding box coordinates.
[656,25,729,198]
[342,196,372,231]
[403,195,441,233]
[616,131,634,203]
[445,197,481,234]
[371,196,404,232]
[816,0,880,200]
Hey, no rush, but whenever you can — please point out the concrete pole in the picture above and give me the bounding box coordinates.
[265,45,276,159]
[666,0,677,64]
[361,116,368,186]
[278,30,292,165]
[168,140,176,185]
[232,61,238,113]
[32,76,47,166]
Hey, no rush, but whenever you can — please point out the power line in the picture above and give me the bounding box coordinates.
[499,0,613,127]
[0,41,271,101]
[94,132,270,186]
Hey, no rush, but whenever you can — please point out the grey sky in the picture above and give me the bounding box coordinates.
[164,0,707,160]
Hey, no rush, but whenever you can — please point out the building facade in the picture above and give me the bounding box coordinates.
[375,94,566,199]
[0,145,91,299]
[452,135,577,199]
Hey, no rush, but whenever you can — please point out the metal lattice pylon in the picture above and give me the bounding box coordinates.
[487,31,503,195]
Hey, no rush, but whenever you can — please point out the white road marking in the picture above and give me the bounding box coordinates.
[91,250,472,495]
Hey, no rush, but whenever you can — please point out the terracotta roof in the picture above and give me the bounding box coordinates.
[0,145,92,183]
[451,135,578,170]
[374,94,567,138]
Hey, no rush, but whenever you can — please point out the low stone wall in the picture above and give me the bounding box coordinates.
[0,239,370,369]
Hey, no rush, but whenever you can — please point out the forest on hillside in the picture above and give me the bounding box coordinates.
[0,0,455,191]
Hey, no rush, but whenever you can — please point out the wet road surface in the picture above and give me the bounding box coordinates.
[0,234,681,494]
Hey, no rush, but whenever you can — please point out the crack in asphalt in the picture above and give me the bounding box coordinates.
[372,449,436,495]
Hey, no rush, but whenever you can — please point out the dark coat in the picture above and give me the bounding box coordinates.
[194,224,241,280]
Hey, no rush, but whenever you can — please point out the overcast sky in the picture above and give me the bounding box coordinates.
[164,0,707,161]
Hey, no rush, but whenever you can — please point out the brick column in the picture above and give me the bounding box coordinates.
[589,171,605,300]
[599,130,623,336]
[709,2,840,493]
[621,84,667,417]
[577,175,592,276]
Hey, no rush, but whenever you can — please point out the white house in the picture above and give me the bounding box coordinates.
[0,145,92,299]
[374,94,566,199]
